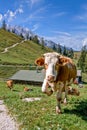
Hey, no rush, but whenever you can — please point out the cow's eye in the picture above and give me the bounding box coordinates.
[44,64,48,69]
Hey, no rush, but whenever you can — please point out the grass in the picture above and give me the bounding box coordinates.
[0,81,87,130]
[0,66,31,79]
[0,40,53,64]
[0,29,23,52]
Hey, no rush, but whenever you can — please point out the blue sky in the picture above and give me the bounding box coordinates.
[0,0,87,50]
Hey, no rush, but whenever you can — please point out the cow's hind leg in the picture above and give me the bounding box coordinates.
[56,82,64,114]
[63,85,68,104]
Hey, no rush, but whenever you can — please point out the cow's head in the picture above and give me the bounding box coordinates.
[35,52,66,82]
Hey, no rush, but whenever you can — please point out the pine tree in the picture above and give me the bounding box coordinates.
[2,20,6,30]
[57,43,62,54]
[41,37,45,49]
[20,33,24,39]
[32,35,39,44]
[68,48,74,58]
[53,44,56,51]
[77,45,87,72]
[63,46,67,56]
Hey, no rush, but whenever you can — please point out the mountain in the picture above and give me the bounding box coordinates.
[6,25,34,39]
[6,25,68,51]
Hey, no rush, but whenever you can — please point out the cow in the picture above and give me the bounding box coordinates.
[6,80,13,90]
[24,87,33,92]
[35,52,79,114]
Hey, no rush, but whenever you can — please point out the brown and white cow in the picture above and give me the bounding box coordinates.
[35,52,79,114]
[6,80,13,90]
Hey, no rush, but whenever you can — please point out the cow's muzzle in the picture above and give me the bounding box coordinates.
[47,75,55,82]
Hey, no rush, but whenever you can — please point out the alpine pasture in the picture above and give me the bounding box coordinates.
[0,29,87,130]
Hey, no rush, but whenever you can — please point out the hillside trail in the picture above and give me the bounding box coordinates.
[0,100,19,130]
[1,40,26,53]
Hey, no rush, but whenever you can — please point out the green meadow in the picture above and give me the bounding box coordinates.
[0,80,87,130]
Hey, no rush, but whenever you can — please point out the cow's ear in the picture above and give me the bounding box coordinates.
[59,56,67,65]
[59,56,72,65]
[59,56,64,65]
[35,57,44,66]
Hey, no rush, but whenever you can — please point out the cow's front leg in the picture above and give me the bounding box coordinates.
[42,79,53,96]
[56,82,64,114]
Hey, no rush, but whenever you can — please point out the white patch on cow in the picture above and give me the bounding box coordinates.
[45,63,57,81]
[42,79,48,93]
[44,53,59,81]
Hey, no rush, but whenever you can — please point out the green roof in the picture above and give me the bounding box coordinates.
[10,70,45,82]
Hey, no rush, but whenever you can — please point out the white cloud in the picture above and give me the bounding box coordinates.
[76,14,87,20]
[32,24,39,31]
[44,32,87,50]
[24,0,43,8]
[0,14,3,21]
[17,8,24,13]
[54,12,66,17]
[4,7,23,22]
[30,0,42,6]
[82,38,87,46]
[82,4,87,10]
[28,7,45,20]
[52,31,71,36]
[74,4,87,21]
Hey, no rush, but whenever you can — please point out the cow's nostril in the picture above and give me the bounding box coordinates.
[47,75,55,81]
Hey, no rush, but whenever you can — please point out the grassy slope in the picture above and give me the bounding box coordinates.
[0,29,23,52]
[0,40,53,64]
[0,29,53,65]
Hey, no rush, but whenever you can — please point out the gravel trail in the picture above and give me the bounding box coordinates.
[1,40,26,53]
[0,100,19,130]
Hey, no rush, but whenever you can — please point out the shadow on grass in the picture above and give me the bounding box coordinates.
[64,100,87,121]
[12,89,21,92]
[82,81,87,84]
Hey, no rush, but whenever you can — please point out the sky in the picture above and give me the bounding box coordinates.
[0,0,87,50]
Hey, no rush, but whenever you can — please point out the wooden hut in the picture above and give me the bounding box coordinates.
[9,70,45,85]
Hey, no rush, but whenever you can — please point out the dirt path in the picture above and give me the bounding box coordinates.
[1,40,26,53]
[0,100,19,130]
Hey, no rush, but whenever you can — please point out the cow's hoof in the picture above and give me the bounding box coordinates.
[63,98,67,105]
[56,106,62,114]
